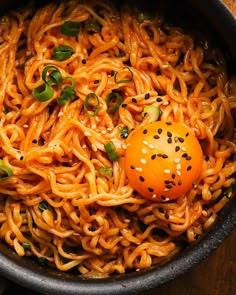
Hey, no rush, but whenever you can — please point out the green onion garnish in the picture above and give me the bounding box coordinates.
[61,20,82,37]
[38,201,49,212]
[58,86,75,106]
[223,181,236,199]
[98,167,113,178]
[0,160,13,181]
[84,17,101,33]
[84,93,100,117]
[42,65,62,86]
[32,83,54,102]
[3,107,9,114]
[104,141,120,162]
[53,45,74,61]
[37,257,49,266]
[119,126,130,139]
[142,105,161,122]
[105,90,122,113]
[22,242,31,250]
[114,67,134,84]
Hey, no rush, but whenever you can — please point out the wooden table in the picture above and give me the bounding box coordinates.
[142,1,236,294]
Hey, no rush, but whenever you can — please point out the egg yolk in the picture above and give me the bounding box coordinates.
[124,121,203,202]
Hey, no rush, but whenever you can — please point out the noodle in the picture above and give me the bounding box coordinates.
[0,0,235,276]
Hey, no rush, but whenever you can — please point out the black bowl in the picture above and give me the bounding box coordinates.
[0,0,235,294]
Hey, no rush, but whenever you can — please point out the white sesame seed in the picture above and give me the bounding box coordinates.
[143,140,148,145]
[148,144,155,149]
[84,131,91,137]
[124,219,130,223]
[58,111,64,117]
[141,148,147,154]
[152,194,157,199]
[176,170,182,176]
[91,124,97,129]
[140,158,147,164]
[101,129,107,134]
[164,169,170,174]
[23,124,28,128]
[107,127,113,131]
[92,144,97,151]
[176,163,182,170]
[121,144,127,149]
[164,188,170,192]
[163,101,169,106]
[174,158,181,163]
[162,64,169,69]
[181,147,187,151]
[82,144,87,149]
[135,167,143,172]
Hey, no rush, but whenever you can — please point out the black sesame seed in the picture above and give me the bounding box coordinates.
[156,97,163,102]
[20,156,24,160]
[158,128,162,134]
[94,80,99,84]
[151,154,156,160]
[161,196,166,200]
[185,132,189,137]
[144,93,150,99]
[178,137,184,143]
[132,98,137,103]
[182,153,188,158]
[139,176,145,182]
[157,153,163,157]
[110,70,115,76]
[32,139,37,144]
[164,180,170,184]
[158,207,164,213]
[187,165,192,171]
[148,187,154,192]
[171,173,176,179]
[178,180,182,186]
[175,146,180,152]
[166,184,172,189]
[143,129,148,134]
[167,131,172,137]
[162,154,168,159]
[167,138,172,144]
[205,155,209,161]
[166,122,172,125]
[130,165,135,170]
[153,134,160,139]
[164,213,169,219]
[186,156,192,161]
[121,103,127,108]
[82,59,86,64]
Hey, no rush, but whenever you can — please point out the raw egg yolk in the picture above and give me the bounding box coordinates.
[124,121,203,202]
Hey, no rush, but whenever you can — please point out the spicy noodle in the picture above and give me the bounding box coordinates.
[0,0,235,275]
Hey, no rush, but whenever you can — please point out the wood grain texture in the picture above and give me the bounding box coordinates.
[141,1,236,294]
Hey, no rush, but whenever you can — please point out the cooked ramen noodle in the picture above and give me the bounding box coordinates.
[0,0,235,276]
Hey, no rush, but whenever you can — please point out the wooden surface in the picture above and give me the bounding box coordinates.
[142,1,236,294]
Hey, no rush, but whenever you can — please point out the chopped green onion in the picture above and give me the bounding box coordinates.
[119,126,130,139]
[61,20,82,37]
[59,76,76,90]
[22,242,31,250]
[0,160,13,181]
[114,67,133,84]
[42,65,62,86]
[105,90,122,113]
[3,107,9,114]
[104,141,120,162]
[58,86,76,106]
[142,105,161,122]
[38,201,49,212]
[32,83,54,102]
[223,181,236,199]
[37,257,49,266]
[53,45,74,61]
[84,17,101,33]
[137,12,154,23]
[84,93,100,117]
[98,167,113,178]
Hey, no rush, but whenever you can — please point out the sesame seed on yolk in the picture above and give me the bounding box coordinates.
[124,121,203,202]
